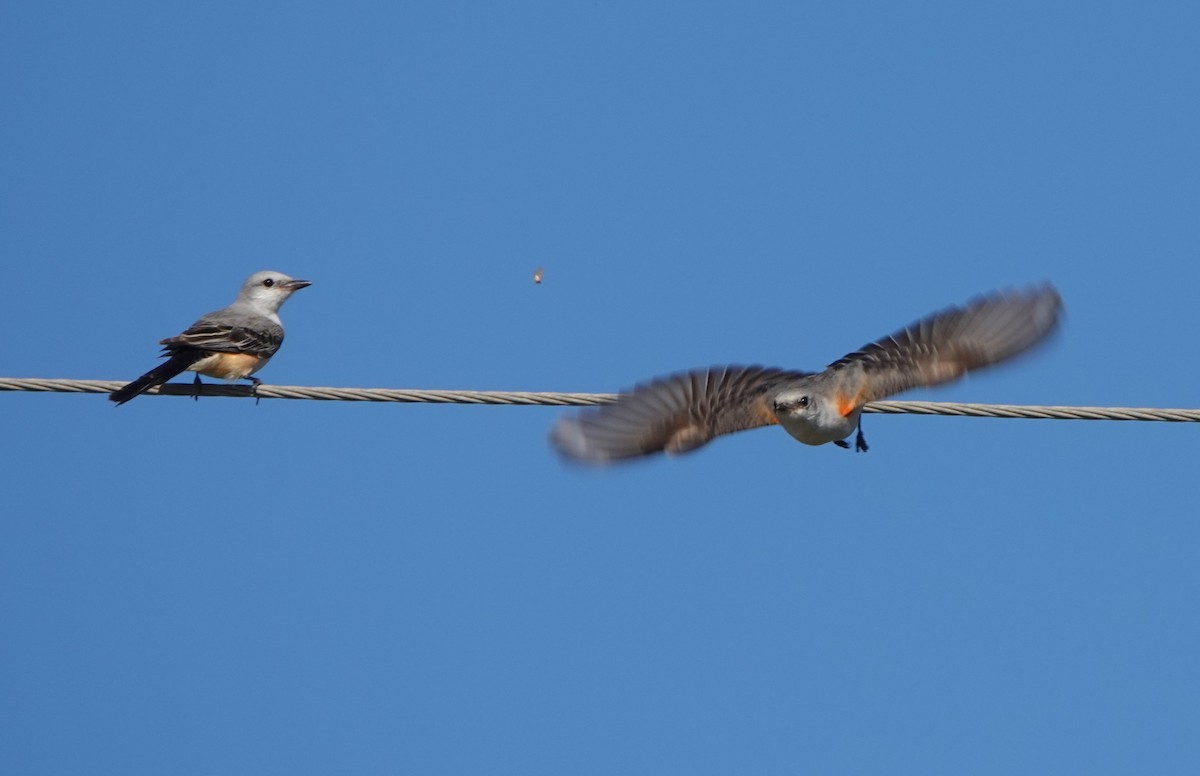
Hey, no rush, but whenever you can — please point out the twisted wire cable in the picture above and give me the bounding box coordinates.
[1,377,1198,422]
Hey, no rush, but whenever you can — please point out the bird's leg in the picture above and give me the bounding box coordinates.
[246,376,263,405]
[854,416,869,453]
[833,439,850,449]
[192,373,203,402]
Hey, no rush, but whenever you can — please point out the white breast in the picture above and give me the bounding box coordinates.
[777,401,860,447]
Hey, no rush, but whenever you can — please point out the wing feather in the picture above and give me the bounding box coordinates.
[550,365,812,463]
[160,314,284,356]
[828,285,1062,402]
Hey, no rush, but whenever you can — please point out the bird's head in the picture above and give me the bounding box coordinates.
[238,270,312,313]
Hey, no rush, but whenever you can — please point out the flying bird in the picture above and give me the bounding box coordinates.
[110,270,311,405]
[551,285,1062,463]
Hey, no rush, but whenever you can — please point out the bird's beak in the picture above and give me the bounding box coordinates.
[284,279,312,291]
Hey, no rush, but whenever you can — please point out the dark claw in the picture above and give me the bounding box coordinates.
[192,373,203,402]
[833,439,849,449]
[855,416,869,453]
[855,429,869,453]
[247,376,263,405]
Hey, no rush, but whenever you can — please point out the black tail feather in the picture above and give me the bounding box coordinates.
[110,350,200,405]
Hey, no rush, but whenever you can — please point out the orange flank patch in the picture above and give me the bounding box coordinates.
[754,400,780,426]
[193,352,268,381]
[836,389,865,418]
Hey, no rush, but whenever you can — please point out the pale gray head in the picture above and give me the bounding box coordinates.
[773,391,818,421]
[772,385,858,446]
[234,270,312,313]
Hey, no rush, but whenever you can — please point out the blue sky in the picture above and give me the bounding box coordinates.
[2,2,1199,773]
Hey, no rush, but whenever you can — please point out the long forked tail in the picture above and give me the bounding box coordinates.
[109,351,200,405]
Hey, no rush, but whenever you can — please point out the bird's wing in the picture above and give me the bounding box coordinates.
[550,365,813,463]
[160,313,284,356]
[827,285,1062,403]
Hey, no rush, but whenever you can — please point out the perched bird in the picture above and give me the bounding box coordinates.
[110,270,311,405]
[551,285,1061,463]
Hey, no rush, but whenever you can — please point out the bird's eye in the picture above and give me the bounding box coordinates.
[774,395,810,413]
[263,278,275,287]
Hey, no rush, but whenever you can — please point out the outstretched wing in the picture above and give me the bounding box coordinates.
[160,314,284,356]
[550,365,813,464]
[828,285,1062,402]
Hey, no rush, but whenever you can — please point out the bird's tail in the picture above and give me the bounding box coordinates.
[109,351,199,405]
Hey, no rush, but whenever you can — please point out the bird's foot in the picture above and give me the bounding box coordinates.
[833,439,850,449]
[247,377,263,405]
[855,428,869,453]
[192,373,203,402]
